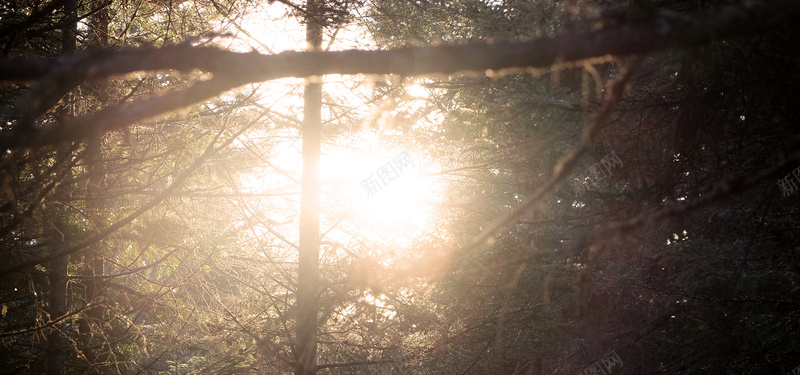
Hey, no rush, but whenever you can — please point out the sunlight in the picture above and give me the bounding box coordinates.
[217,2,304,54]
[235,127,441,251]
[224,2,444,254]
[319,140,434,243]
[405,83,428,98]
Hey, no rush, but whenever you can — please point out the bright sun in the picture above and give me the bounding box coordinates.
[227,2,441,250]
[236,132,439,251]
[319,136,435,245]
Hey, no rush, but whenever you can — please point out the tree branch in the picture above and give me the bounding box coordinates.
[2,0,797,83]
[557,147,800,259]
[0,0,796,149]
[0,114,263,277]
[462,56,643,252]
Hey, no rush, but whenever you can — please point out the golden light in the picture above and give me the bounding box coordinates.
[222,2,445,252]
[318,138,436,246]
[234,128,442,251]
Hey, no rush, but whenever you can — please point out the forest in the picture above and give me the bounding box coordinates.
[0,0,799,374]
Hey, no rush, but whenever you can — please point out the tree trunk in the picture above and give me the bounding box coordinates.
[46,2,77,374]
[77,132,105,367]
[46,235,69,375]
[294,1,323,374]
[78,0,109,366]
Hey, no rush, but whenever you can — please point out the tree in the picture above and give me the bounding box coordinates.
[295,0,323,373]
[0,0,266,372]
[1,0,799,373]
[366,0,800,373]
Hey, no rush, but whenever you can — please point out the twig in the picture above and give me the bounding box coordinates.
[461,56,643,253]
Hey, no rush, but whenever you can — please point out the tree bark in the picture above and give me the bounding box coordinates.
[294,1,322,374]
[77,0,109,365]
[46,2,77,373]
[5,0,798,84]
[1,0,798,152]
[46,249,68,375]
[46,213,69,375]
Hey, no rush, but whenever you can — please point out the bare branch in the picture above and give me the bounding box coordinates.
[557,147,800,259]
[3,0,797,82]
[0,113,264,277]
[0,0,796,150]
[462,56,643,252]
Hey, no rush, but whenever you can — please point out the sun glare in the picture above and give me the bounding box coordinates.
[226,3,444,252]
[319,140,435,244]
[236,128,441,250]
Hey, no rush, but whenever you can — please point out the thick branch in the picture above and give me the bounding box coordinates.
[1,0,797,83]
[0,77,242,150]
[0,0,796,150]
